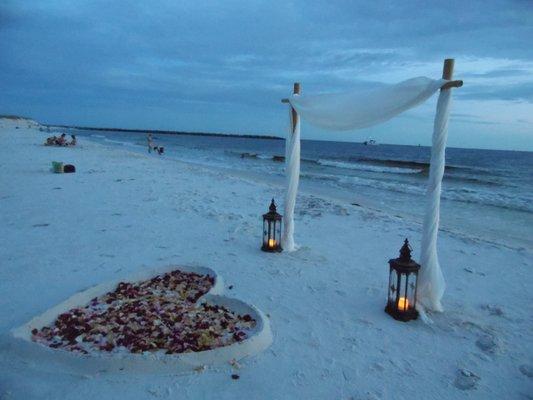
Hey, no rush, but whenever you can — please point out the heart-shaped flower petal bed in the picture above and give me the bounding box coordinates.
[31,270,255,355]
[6,265,272,375]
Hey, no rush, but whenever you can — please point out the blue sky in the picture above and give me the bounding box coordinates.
[1,0,532,150]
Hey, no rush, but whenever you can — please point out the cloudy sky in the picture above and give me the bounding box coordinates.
[1,0,532,150]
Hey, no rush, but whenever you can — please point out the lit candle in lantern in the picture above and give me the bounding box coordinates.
[398,297,409,311]
[268,238,276,248]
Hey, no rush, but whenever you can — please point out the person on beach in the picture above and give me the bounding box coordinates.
[147,133,153,153]
[44,136,57,146]
[55,133,67,146]
[68,135,77,146]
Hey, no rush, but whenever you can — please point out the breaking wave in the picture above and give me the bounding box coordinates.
[300,171,532,213]
[317,159,423,174]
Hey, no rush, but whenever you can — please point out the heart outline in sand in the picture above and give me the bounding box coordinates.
[6,265,272,375]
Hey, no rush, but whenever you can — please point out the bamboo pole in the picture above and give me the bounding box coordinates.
[441,59,456,87]
[418,58,461,312]
[291,82,301,132]
[281,82,301,252]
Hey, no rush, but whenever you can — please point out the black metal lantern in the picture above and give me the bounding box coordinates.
[385,239,420,321]
[261,199,282,252]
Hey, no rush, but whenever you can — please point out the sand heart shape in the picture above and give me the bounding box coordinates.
[7,265,272,375]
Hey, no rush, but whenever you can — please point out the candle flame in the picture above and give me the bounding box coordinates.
[398,297,409,311]
[268,238,276,248]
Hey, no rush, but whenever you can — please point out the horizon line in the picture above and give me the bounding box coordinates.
[46,123,532,154]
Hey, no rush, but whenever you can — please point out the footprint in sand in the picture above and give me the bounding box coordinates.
[454,368,480,391]
[475,334,499,354]
[480,304,505,317]
[519,364,533,378]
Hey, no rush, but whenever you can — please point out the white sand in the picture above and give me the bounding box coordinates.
[0,118,531,399]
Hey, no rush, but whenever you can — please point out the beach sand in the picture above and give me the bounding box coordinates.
[0,118,531,399]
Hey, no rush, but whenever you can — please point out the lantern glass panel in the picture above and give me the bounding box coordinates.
[388,269,397,301]
[264,220,273,247]
[406,273,417,310]
[274,221,281,243]
[263,219,268,246]
[396,273,404,307]
[269,220,275,247]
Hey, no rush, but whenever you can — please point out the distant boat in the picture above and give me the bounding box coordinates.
[363,139,377,146]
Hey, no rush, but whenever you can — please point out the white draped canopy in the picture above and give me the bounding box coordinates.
[282,74,458,313]
[289,77,446,131]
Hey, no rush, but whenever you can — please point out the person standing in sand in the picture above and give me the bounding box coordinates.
[147,133,154,153]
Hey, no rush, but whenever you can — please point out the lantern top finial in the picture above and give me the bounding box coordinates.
[399,238,412,262]
[389,238,420,273]
[263,198,282,220]
[269,198,277,213]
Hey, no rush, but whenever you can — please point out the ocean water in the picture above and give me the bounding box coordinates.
[69,128,533,250]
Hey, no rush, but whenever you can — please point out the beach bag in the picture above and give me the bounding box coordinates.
[52,161,64,173]
[63,164,76,173]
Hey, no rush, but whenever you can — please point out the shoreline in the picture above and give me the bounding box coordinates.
[47,124,285,141]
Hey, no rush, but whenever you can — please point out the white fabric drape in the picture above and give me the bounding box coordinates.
[289,77,446,131]
[282,76,452,312]
[282,107,300,252]
[417,88,451,312]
